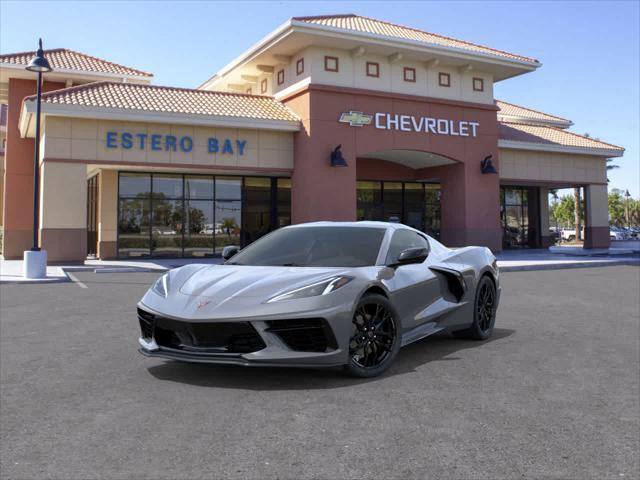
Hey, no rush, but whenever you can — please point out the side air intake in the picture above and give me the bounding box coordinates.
[429,266,467,302]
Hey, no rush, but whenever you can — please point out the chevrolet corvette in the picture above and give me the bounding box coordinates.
[137,222,500,377]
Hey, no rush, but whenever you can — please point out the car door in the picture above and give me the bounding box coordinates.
[382,229,442,332]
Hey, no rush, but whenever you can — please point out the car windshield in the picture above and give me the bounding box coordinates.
[227,226,386,267]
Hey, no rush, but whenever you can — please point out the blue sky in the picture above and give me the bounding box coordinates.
[1,0,638,196]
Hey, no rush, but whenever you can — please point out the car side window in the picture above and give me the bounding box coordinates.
[385,229,430,265]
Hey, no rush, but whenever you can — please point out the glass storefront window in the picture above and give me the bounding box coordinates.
[215,201,241,253]
[184,199,215,257]
[501,186,538,248]
[151,199,184,257]
[383,182,403,223]
[118,197,151,257]
[277,178,292,228]
[404,183,424,231]
[185,176,214,200]
[215,177,242,254]
[425,184,441,239]
[356,180,441,238]
[153,174,183,198]
[357,181,382,221]
[119,173,151,197]
[243,177,272,245]
[117,173,290,258]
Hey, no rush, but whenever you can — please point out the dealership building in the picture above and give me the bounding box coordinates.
[0,14,624,261]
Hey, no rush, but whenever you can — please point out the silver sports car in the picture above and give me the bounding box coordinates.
[137,222,500,377]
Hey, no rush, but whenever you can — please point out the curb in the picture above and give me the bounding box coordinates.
[499,259,640,272]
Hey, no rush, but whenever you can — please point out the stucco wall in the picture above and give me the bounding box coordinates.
[41,117,294,171]
[499,148,607,184]
[273,46,494,105]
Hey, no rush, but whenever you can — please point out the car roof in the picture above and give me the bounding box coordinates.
[286,221,407,230]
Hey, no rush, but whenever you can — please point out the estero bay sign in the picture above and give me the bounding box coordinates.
[105,131,248,155]
[339,111,480,137]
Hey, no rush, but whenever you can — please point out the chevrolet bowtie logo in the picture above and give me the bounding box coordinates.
[339,111,373,127]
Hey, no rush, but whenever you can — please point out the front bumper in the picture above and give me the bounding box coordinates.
[136,304,352,368]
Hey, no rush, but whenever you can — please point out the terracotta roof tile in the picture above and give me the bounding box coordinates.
[496,100,571,126]
[499,122,623,153]
[0,48,152,77]
[293,14,538,64]
[28,81,299,122]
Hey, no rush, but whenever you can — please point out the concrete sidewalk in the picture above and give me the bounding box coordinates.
[2,250,638,283]
[495,249,639,272]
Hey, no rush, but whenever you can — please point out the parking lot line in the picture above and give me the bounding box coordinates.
[66,272,88,289]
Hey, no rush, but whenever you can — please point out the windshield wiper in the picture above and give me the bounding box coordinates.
[281,262,304,267]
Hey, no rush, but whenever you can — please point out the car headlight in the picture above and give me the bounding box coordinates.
[151,273,170,298]
[267,276,353,303]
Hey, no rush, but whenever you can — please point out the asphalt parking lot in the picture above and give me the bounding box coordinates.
[1,266,639,480]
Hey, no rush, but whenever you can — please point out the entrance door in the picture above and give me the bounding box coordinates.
[87,175,99,257]
[500,186,540,248]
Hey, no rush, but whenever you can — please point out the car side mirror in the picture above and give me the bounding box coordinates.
[395,247,429,266]
[222,245,240,261]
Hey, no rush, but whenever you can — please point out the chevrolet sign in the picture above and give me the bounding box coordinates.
[338,111,373,127]
[339,111,480,137]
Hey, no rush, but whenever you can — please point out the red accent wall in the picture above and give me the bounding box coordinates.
[283,85,502,251]
[2,78,66,259]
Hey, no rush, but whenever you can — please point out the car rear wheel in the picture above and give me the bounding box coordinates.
[345,294,401,378]
[453,275,497,340]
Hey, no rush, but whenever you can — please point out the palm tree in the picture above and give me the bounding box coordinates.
[574,187,581,242]
[221,218,238,239]
[606,158,619,182]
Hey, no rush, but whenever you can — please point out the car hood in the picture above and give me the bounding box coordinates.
[177,265,352,300]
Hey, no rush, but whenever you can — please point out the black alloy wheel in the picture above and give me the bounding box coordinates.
[453,275,497,340]
[346,294,400,377]
[476,279,496,333]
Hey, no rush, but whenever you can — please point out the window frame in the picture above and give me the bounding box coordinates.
[472,77,484,92]
[366,61,380,78]
[277,69,284,85]
[403,67,416,83]
[438,72,451,87]
[260,78,268,94]
[296,58,304,76]
[324,55,339,72]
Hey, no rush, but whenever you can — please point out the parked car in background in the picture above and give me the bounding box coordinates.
[561,228,584,242]
[610,227,629,241]
[548,227,561,242]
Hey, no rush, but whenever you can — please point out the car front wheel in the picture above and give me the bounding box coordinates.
[345,293,401,378]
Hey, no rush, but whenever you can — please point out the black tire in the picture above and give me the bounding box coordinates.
[344,293,401,378]
[453,275,497,340]
[567,235,575,242]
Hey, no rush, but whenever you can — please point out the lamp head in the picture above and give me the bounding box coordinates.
[26,39,53,73]
[480,155,498,174]
[330,144,348,167]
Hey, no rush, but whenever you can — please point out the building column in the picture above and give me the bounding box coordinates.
[584,184,610,249]
[39,161,87,262]
[539,187,553,247]
[425,160,502,252]
[286,91,357,224]
[2,78,66,259]
[98,170,118,259]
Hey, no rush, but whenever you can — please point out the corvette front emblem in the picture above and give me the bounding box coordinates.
[196,299,211,310]
[339,111,373,127]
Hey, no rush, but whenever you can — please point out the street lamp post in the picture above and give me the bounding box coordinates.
[552,191,559,244]
[23,39,53,279]
[625,189,631,230]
